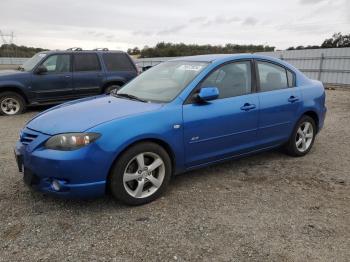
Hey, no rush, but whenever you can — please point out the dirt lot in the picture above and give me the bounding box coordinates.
[0,89,349,262]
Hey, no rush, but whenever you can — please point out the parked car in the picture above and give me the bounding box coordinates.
[0,49,138,115]
[14,54,326,205]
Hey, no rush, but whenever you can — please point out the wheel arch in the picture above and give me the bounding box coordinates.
[106,137,176,191]
[301,110,319,132]
[0,85,29,104]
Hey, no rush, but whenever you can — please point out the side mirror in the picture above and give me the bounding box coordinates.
[35,65,48,75]
[195,87,219,102]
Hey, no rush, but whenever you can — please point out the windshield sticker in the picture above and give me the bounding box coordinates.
[178,65,204,71]
[38,53,47,58]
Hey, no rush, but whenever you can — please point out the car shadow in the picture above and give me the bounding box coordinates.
[25,147,288,210]
[26,105,54,113]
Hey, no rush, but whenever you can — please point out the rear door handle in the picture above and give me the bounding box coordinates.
[240,103,256,111]
[288,96,299,103]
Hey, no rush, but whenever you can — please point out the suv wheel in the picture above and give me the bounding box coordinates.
[285,115,316,156]
[104,85,121,94]
[109,142,172,205]
[0,92,26,116]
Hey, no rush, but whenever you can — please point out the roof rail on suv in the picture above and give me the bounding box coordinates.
[93,48,109,51]
[66,47,83,51]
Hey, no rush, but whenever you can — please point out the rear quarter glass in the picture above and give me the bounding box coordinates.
[103,53,136,72]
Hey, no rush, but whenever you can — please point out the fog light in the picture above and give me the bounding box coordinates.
[51,180,61,191]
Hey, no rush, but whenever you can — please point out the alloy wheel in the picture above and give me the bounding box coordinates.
[123,152,165,199]
[1,97,20,115]
[295,121,314,152]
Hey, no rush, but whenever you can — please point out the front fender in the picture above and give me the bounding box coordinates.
[0,80,26,90]
[88,104,184,177]
[0,81,31,101]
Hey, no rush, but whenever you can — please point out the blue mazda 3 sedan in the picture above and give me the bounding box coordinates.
[14,54,327,205]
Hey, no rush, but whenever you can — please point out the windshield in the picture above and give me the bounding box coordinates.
[21,53,47,71]
[117,61,208,103]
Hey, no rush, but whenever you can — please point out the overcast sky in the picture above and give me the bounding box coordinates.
[0,0,349,51]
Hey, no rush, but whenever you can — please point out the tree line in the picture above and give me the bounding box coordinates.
[0,44,48,57]
[1,32,349,58]
[129,32,350,57]
[286,33,350,50]
[128,43,275,58]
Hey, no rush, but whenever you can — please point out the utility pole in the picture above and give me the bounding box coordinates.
[0,30,15,57]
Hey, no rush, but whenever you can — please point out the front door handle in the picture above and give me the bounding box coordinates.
[240,103,256,111]
[288,96,299,103]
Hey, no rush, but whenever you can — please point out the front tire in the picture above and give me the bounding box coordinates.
[285,115,316,157]
[0,92,26,116]
[109,142,172,205]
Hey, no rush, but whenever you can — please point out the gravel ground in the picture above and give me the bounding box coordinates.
[0,89,349,262]
[0,65,18,70]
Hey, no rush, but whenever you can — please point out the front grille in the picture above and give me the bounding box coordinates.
[20,132,38,145]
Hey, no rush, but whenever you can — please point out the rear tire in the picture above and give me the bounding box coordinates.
[0,92,26,116]
[104,85,121,94]
[109,142,172,206]
[285,115,316,157]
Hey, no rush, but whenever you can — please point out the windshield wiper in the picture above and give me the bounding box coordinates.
[114,93,147,103]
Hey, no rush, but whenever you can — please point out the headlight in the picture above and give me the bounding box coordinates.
[45,133,101,151]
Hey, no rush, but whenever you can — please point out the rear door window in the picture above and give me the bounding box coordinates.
[103,53,136,72]
[73,53,101,72]
[257,61,289,92]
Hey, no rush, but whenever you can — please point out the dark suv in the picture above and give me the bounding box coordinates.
[0,49,138,115]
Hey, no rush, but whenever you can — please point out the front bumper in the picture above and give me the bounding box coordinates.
[14,128,109,199]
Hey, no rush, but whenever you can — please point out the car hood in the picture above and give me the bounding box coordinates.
[0,70,28,78]
[27,95,163,135]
